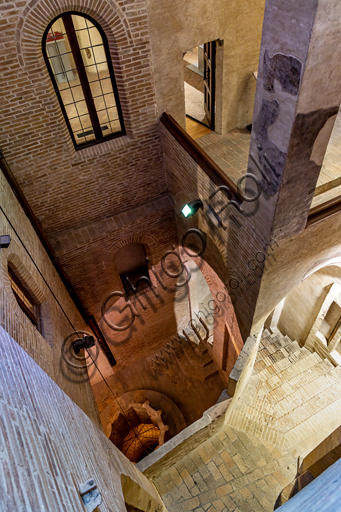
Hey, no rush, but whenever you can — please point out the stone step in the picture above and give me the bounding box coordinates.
[259,337,283,354]
[264,359,337,405]
[255,347,315,383]
[232,399,276,429]
[175,346,218,381]
[239,395,280,416]
[182,341,212,367]
[260,351,321,389]
[227,403,286,449]
[272,365,341,416]
[254,342,300,372]
[271,377,341,433]
[258,333,292,352]
[286,397,341,452]
[262,328,272,338]
[238,370,341,420]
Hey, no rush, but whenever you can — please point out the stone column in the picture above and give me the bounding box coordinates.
[248,0,341,241]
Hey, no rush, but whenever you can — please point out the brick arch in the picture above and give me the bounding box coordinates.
[16,0,134,70]
[110,234,160,261]
[7,253,46,304]
[185,254,243,380]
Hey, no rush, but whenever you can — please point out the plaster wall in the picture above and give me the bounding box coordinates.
[146,0,265,133]
[277,266,341,345]
[252,212,341,333]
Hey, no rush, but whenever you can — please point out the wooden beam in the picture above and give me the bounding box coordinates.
[160,113,243,204]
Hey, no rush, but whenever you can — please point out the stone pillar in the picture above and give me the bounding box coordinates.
[266,298,285,334]
[248,0,341,241]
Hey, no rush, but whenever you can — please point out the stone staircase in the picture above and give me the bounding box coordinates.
[150,324,219,382]
[151,329,341,512]
[227,330,341,457]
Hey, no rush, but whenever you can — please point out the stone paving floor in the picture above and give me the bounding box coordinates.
[194,112,341,208]
[187,104,341,209]
[153,425,297,512]
[196,130,251,185]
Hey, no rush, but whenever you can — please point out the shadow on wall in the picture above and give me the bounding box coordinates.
[121,474,165,512]
[266,265,341,347]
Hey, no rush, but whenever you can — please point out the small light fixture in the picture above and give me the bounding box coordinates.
[0,235,10,248]
[181,199,203,218]
[72,335,95,354]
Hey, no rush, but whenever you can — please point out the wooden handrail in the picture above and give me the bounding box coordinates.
[307,195,341,228]
[0,149,116,366]
[160,113,244,203]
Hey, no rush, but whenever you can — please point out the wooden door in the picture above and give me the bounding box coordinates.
[203,41,216,129]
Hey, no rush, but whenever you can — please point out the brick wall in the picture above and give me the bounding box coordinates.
[160,122,274,340]
[90,255,227,428]
[0,168,101,426]
[0,325,164,512]
[0,0,186,353]
[1,0,165,235]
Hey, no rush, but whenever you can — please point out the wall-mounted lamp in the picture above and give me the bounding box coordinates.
[0,235,10,248]
[72,335,95,354]
[181,199,203,218]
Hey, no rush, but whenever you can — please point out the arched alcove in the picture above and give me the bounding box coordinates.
[120,474,165,512]
[265,264,341,365]
[115,242,151,296]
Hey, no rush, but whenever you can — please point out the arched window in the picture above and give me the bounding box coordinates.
[43,13,125,148]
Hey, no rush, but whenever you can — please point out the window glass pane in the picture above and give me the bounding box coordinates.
[101,78,113,95]
[46,14,124,145]
[85,66,100,84]
[77,30,91,50]
[91,45,106,65]
[72,15,87,30]
[94,96,106,111]
[74,129,96,144]
[48,17,67,37]
[46,18,79,89]
[104,93,115,108]
[110,119,122,134]
[98,110,109,125]
[89,80,101,96]
[9,274,35,313]
[108,107,118,121]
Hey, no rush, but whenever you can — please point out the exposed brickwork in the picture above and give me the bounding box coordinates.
[150,329,341,511]
[51,197,177,318]
[160,123,275,340]
[90,255,228,428]
[1,0,165,233]
[0,0,175,346]
[153,425,296,512]
[0,169,101,426]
